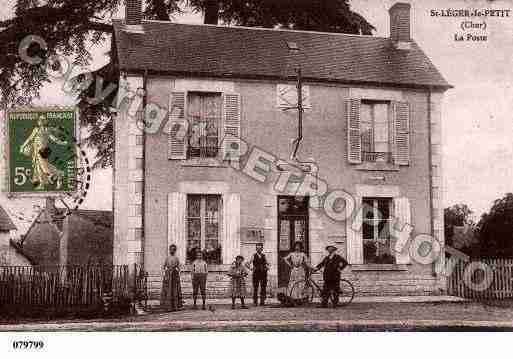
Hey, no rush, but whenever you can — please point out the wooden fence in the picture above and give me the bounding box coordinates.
[447,258,513,300]
[0,265,137,314]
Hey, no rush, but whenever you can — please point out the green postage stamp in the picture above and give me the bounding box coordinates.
[6,108,78,194]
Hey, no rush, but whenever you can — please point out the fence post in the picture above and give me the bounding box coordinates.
[133,263,137,302]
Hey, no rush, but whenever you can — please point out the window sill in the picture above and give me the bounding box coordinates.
[355,162,400,172]
[182,264,231,272]
[351,264,410,271]
[181,158,228,168]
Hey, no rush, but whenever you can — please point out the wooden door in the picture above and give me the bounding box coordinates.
[277,196,309,288]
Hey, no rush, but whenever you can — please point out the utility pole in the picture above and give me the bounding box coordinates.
[277,42,316,174]
[291,67,303,161]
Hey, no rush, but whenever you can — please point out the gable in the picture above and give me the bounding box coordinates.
[0,205,16,232]
[22,211,62,266]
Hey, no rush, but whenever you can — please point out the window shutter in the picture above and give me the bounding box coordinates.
[393,197,411,264]
[393,101,410,165]
[346,98,362,164]
[223,193,240,264]
[168,91,187,160]
[168,192,186,262]
[222,93,241,162]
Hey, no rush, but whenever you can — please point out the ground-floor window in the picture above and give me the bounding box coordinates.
[362,197,395,264]
[186,194,222,264]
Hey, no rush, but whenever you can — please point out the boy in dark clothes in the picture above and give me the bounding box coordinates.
[315,245,349,307]
[249,243,269,306]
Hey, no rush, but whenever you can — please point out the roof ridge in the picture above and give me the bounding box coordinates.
[74,209,112,213]
[114,18,389,40]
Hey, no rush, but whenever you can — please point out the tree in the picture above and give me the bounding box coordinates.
[190,0,375,34]
[1,0,374,167]
[477,193,513,258]
[444,203,474,249]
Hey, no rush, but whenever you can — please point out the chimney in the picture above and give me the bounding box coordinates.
[125,0,142,26]
[389,2,411,49]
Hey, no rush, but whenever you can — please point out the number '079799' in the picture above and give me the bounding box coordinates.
[12,341,45,350]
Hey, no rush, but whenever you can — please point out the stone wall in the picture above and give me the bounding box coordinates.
[147,269,441,300]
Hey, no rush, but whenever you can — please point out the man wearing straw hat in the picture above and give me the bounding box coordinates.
[315,245,348,308]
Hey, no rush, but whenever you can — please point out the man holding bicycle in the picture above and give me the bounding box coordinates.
[314,245,349,308]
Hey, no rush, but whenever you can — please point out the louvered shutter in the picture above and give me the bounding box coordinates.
[222,93,241,162]
[346,201,363,264]
[346,98,362,164]
[168,91,187,160]
[223,193,241,264]
[168,192,186,262]
[393,101,410,165]
[394,197,412,264]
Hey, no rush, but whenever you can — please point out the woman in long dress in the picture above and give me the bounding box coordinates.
[160,244,183,311]
[283,241,311,302]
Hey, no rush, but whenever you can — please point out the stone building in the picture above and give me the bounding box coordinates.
[22,199,113,267]
[0,205,32,266]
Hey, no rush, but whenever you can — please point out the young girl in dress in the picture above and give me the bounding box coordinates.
[228,255,249,309]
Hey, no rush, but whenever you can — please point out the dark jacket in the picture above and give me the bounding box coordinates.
[252,253,268,274]
[316,254,348,282]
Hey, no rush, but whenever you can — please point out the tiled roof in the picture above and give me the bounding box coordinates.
[112,20,451,89]
[26,207,114,240]
[22,209,113,266]
[73,210,113,229]
[0,205,16,231]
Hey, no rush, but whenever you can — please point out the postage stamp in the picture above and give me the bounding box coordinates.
[7,108,77,193]
[4,108,91,213]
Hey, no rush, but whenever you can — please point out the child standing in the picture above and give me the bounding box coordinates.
[191,251,208,310]
[228,255,248,309]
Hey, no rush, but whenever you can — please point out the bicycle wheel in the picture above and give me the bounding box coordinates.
[333,279,355,306]
[290,280,315,304]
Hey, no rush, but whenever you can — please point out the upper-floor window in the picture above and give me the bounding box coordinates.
[187,92,222,159]
[360,101,391,163]
[168,91,241,162]
[346,98,410,166]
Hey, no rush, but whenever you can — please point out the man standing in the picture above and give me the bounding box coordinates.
[315,245,349,308]
[249,243,269,306]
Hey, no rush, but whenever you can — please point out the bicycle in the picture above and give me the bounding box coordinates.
[289,270,355,306]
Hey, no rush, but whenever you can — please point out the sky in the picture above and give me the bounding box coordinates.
[1,0,512,232]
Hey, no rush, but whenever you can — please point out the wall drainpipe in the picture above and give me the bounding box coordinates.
[427,88,437,277]
[141,69,148,271]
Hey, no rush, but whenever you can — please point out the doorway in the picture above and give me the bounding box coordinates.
[277,196,309,288]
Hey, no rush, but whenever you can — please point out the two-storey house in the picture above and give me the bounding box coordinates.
[112,0,451,298]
